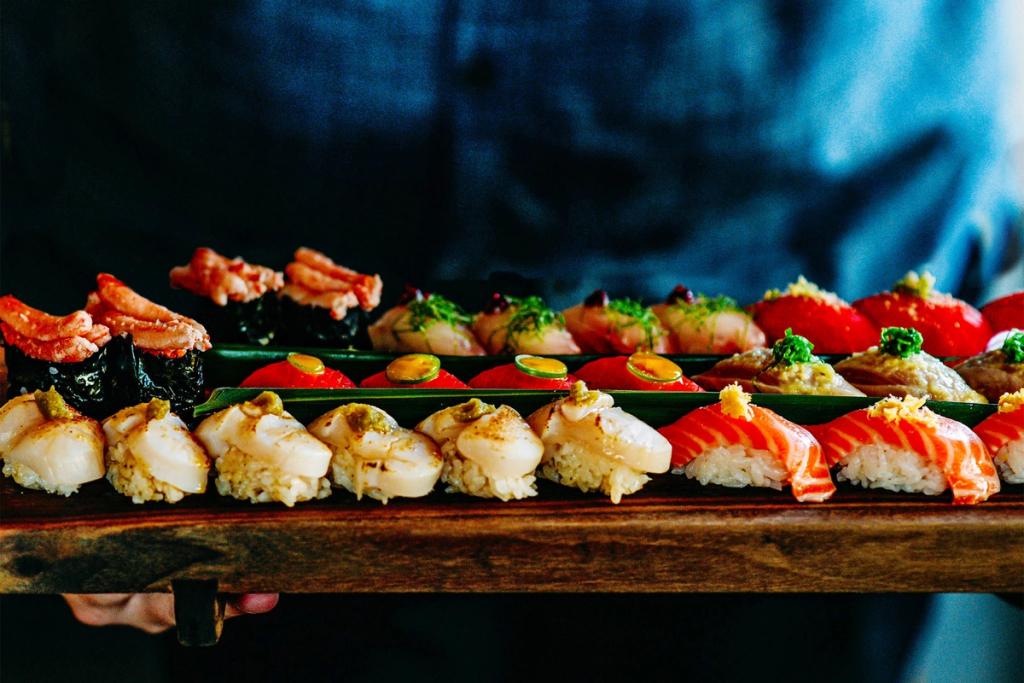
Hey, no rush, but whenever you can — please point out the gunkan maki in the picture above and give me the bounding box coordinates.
[277,247,382,347]
[170,247,284,345]
[0,295,113,417]
[86,273,211,414]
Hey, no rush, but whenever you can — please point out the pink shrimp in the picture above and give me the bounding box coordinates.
[0,295,94,341]
[0,322,99,363]
[291,247,382,310]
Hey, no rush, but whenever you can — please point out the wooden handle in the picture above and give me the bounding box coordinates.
[172,579,224,646]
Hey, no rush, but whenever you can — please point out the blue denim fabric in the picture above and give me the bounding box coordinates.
[1,1,1020,308]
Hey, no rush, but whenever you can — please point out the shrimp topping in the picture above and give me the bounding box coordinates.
[86,274,210,356]
[0,295,111,362]
[281,247,382,319]
[170,247,283,305]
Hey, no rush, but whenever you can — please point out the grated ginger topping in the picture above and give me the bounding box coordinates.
[997,389,1024,413]
[893,270,936,299]
[720,383,753,421]
[763,275,840,304]
[867,395,938,427]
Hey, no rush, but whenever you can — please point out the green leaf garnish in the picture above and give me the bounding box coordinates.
[1002,332,1024,364]
[879,327,924,358]
[407,293,472,332]
[505,295,565,341]
[607,297,662,350]
[772,328,817,366]
[674,293,742,324]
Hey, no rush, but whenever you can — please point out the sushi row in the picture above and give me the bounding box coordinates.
[233,328,1024,405]
[172,247,1022,358]
[2,381,1019,506]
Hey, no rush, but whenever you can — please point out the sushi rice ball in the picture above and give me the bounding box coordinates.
[308,403,443,503]
[195,391,332,506]
[528,381,672,503]
[416,399,543,501]
[974,389,1024,484]
[0,387,105,496]
[102,398,211,504]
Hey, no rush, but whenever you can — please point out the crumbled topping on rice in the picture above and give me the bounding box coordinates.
[763,276,841,304]
[997,389,1024,413]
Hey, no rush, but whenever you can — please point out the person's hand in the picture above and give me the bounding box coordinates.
[63,592,279,634]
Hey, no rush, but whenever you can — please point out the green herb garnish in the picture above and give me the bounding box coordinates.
[1002,332,1024,364]
[607,297,662,350]
[772,328,817,366]
[505,295,565,342]
[407,293,472,332]
[879,327,924,358]
[674,294,742,326]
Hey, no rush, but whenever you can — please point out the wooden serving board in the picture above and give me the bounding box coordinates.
[2,476,1021,595]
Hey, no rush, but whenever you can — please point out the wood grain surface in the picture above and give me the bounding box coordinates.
[2,477,1021,594]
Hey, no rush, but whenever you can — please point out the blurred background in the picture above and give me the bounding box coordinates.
[2,1,1022,681]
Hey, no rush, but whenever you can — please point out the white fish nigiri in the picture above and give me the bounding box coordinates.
[651,286,766,354]
[416,399,543,500]
[472,294,581,355]
[308,403,443,503]
[0,388,105,496]
[528,381,671,503]
[195,391,332,506]
[369,288,485,356]
[102,398,210,503]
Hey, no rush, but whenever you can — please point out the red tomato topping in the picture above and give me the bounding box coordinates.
[981,292,1024,333]
[750,295,879,354]
[359,369,468,389]
[468,364,576,390]
[240,360,356,388]
[574,356,702,391]
[853,292,992,357]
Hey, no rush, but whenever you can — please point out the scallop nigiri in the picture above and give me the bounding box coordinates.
[657,384,836,502]
[562,289,670,354]
[527,381,671,503]
[195,391,332,506]
[368,287,485,356]
[102,398,210,503]
[472,293,581,355]
[812,395,1000,504]
[652,286,766,354]
[0,387,105,495]
[415,399,543,500]
[309,404,443,503]
[973,389,1024,484]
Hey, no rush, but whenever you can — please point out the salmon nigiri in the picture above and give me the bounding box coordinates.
[973,389,1024,484]
[813,396,1000,504]
[657,383,835,502]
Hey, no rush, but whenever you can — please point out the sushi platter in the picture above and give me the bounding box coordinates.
[1,248,1023,646]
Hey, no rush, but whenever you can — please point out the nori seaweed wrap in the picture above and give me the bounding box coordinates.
[106,335,205,414]
[277,296,369,348]
[192,292,280,346]
[2,343,110,418]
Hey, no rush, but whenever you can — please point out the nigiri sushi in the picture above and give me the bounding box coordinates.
[0,387,105,495]
[657,383,836,502]
[691,348,775,392]
[369,287,485,356]
[651,285,766,354]
[240,353,356,389]
[955,331,1024,402]
[527,381,671,503]
[86,273,210,413]
[574,352,702,391]
[472,293,581,355]
[415,399,543,500]
[973,389,1024,484]
[562,290,670,354]
[0,294,112,416]
[102,398,210,504]
[813,395,1000,504]
[308,403,443,503]
[359,354,469,389]
[853,270,992,357]
[981,292,1024,333]
[468,355,576,390]
[750,276,879,353]
[752,329,865,396]
[169,247,284,345]
[834,327,986,403]
[278,247,383,347]
[195,391,332,506]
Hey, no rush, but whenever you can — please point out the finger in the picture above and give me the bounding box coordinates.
[117,594,177,634]
[63,594,133,626]
[225,593,279,619]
